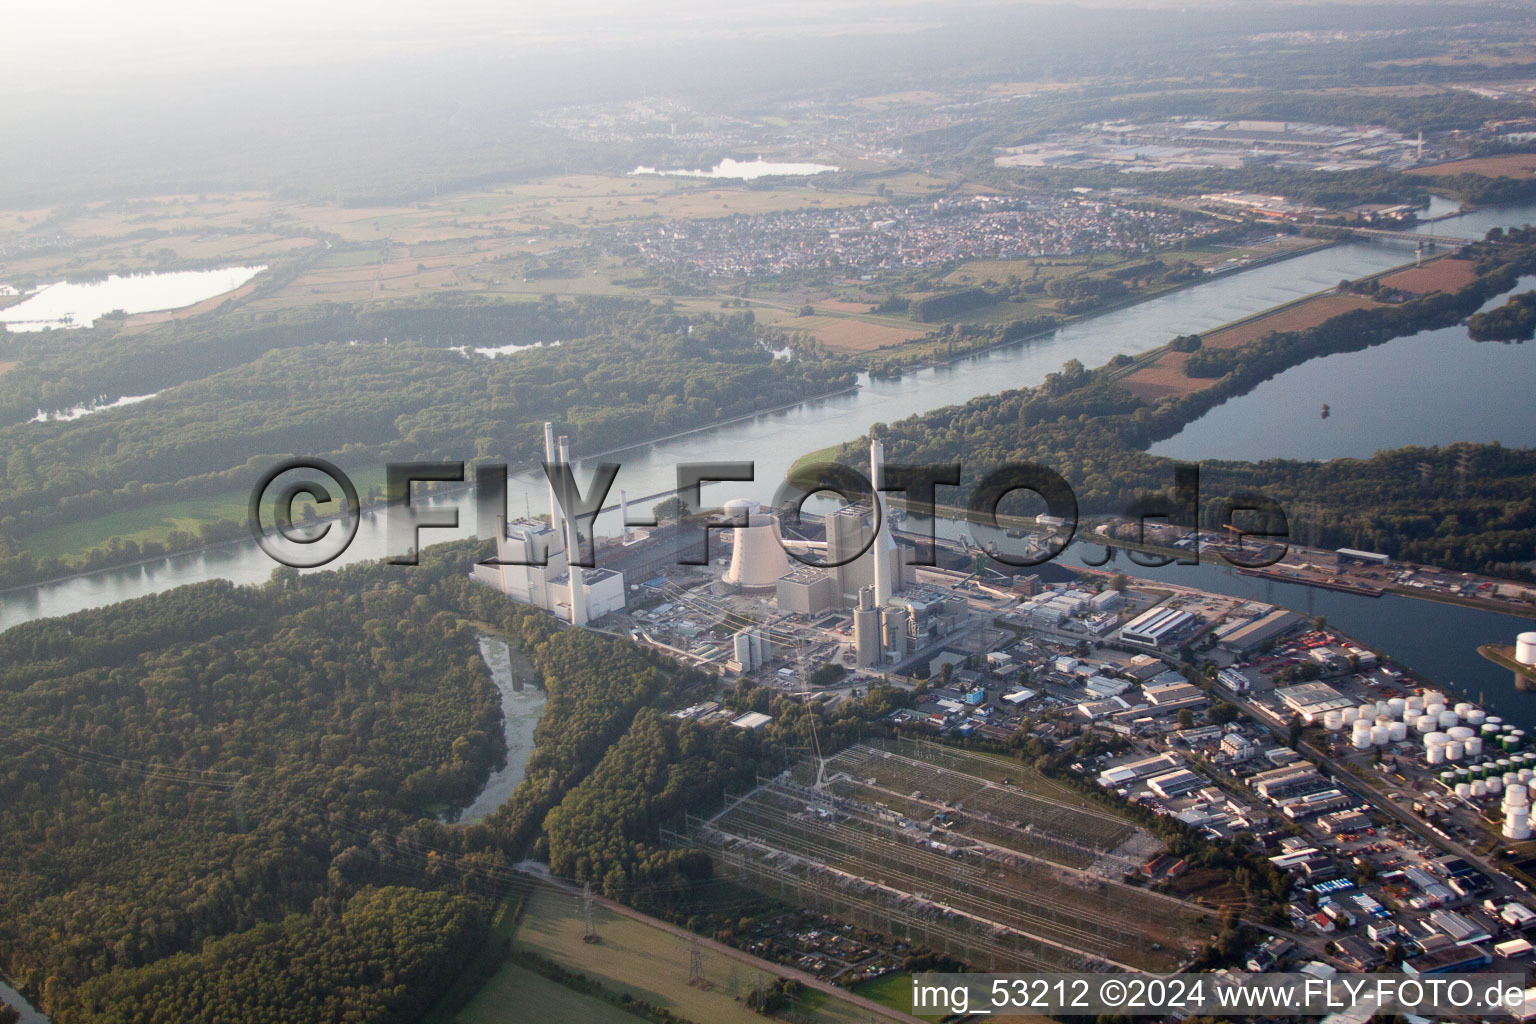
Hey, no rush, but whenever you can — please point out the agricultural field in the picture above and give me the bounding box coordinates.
[454,962,647,1024]
[1197,291,1383,350]
[512,885,871,1024]
[0,172,907,316]
[1407,153,1536,179]
[1119,351,1203,401]
[1378,256,1479,295]
[775,313,932,353]
[704,740,1202,974]
[1119,289,1385,400]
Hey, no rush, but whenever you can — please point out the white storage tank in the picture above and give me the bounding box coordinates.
[1473,780,1488,797]
[1447,741,1466,761]
[1506,784,1529,806]
[1376,715,1394,729]
[1426,703,1446,719]
[1488,716,1505,728]
[1456,782,1473,799]
[1455,702,1475,717]
[1417,715,1440,734]
[1449,726,1476,741]
[1373,724,1392,746]
[1358,703,1376,722]
[1353,730,1374,751]
[1517,632,1536,667]
[1423,690,1445,708]
[1389,721,1408,742]
[1324,709,1345,731]
[1467,709,1487,726]
[1389,697,1407,718]
[1438,710,1459,729]
[1426,744,1446,764]
[1466,736,1484,757]
[1406,695,1425,714]
[1376,700,1391,717]
[1484,723,1502,737]
[1491,777,1505,795]
[1341,706,1358,725]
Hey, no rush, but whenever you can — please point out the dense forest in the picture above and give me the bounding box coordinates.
[838,236,1536,578]
[0,547,512,1021]
[1467,290,1536,341]
[0,296,856,587]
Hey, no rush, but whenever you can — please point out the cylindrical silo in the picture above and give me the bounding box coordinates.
[1489,716,1505,728]
[1324,709,1345,732]
[1423,690,1445,708]
[1517,632,1536,667]
[1449,726,1476,741]
[1341,706,1358,725]
[1467,708,1487,726]
[1353,727,1374,750]
[1406,695,1425,714]
[1358,703,1376,723]
[1447,741,1465,761]
[1491,777,1505,795]
[1417,715,1439,734]
[1373,724,1391,746]
[1506,783,1529,807]
[1389,697,1407,719]
[1389,721,1408,743]
[1438,710,1459,729]
[1473,780,1488,798]
[1455,702,1475,718]
[1466,736,1484,757]
[1456,782,1472,799]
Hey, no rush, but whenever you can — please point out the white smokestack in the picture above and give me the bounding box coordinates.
[543,421,561,533]
[620,489,631,544]
[558,436,588,627]
[871,437,892,606]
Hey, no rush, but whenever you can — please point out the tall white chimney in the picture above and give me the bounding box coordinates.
[871,437,893,606]
[558,436,588,627]
[543,421,561,534]
[620,489,631,544]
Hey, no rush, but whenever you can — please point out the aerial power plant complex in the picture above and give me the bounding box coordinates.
[476,427,961,678]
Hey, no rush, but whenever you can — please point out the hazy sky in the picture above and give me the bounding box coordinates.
[4,0,970,89]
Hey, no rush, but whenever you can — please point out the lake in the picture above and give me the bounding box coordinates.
[1149,274,1536,462]
[0,265,265,332]
[630,158,839,179]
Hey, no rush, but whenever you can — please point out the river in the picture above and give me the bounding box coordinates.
[457,636,546,824]
[0,980,47,1024]
[4,201,1536,721]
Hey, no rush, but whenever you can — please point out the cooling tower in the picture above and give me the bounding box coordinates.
[722,499,793,590]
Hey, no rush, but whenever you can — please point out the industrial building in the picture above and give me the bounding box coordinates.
[1214,608,1305,653]
[1118,605,1196,649]
[1276,682,1355,722]
[479,423,626,624]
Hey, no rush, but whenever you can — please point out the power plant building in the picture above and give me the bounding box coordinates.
[776,565,839,616]
[479,423,626,625]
